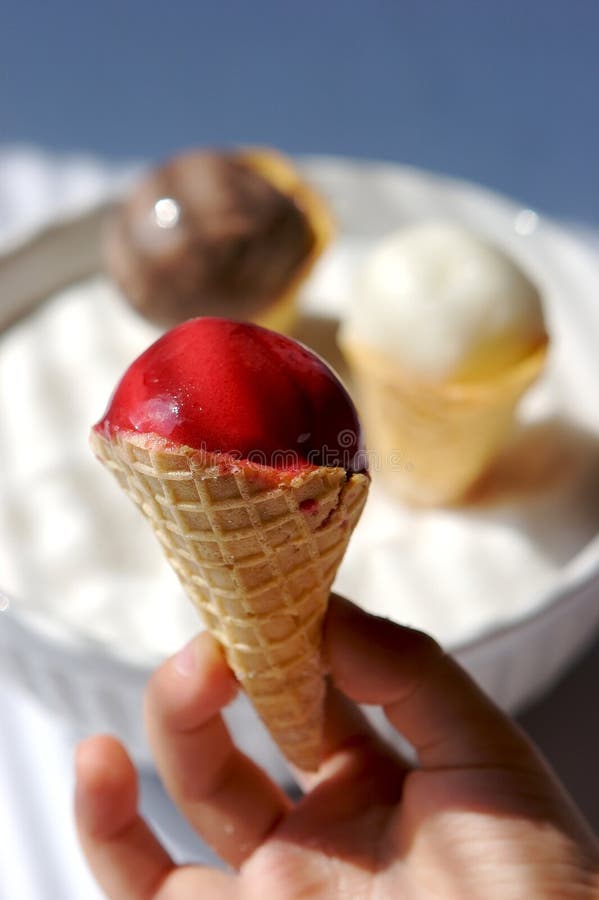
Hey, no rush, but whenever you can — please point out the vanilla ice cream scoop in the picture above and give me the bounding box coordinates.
[345,221,547,382]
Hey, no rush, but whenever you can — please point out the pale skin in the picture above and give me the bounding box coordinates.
[75,595,599,899]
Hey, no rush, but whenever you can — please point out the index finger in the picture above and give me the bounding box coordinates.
[324,595,537,771]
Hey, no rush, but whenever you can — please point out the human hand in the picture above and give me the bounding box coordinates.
[75,595,599,899]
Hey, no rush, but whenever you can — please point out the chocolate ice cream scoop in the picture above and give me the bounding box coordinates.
[103,149,332,330]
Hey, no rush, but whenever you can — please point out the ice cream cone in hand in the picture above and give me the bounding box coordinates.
[91,318,368,770]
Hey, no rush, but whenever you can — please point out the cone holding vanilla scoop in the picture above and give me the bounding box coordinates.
[91,318,369,770]
[340,222,549,506]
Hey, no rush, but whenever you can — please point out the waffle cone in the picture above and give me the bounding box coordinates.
[341,337,548,506]
[91,429,368,770]
[240,148,334,335]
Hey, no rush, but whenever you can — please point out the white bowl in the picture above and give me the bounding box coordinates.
[1,156,599,783]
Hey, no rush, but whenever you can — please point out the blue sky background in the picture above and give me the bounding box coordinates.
[2,1,599,224]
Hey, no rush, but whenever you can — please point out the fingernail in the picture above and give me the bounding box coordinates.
[172,637,198,677]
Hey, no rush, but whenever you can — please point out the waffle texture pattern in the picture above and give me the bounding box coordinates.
[91,429,368,770]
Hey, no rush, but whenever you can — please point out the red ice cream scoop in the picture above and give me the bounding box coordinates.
[94,317,366,475]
